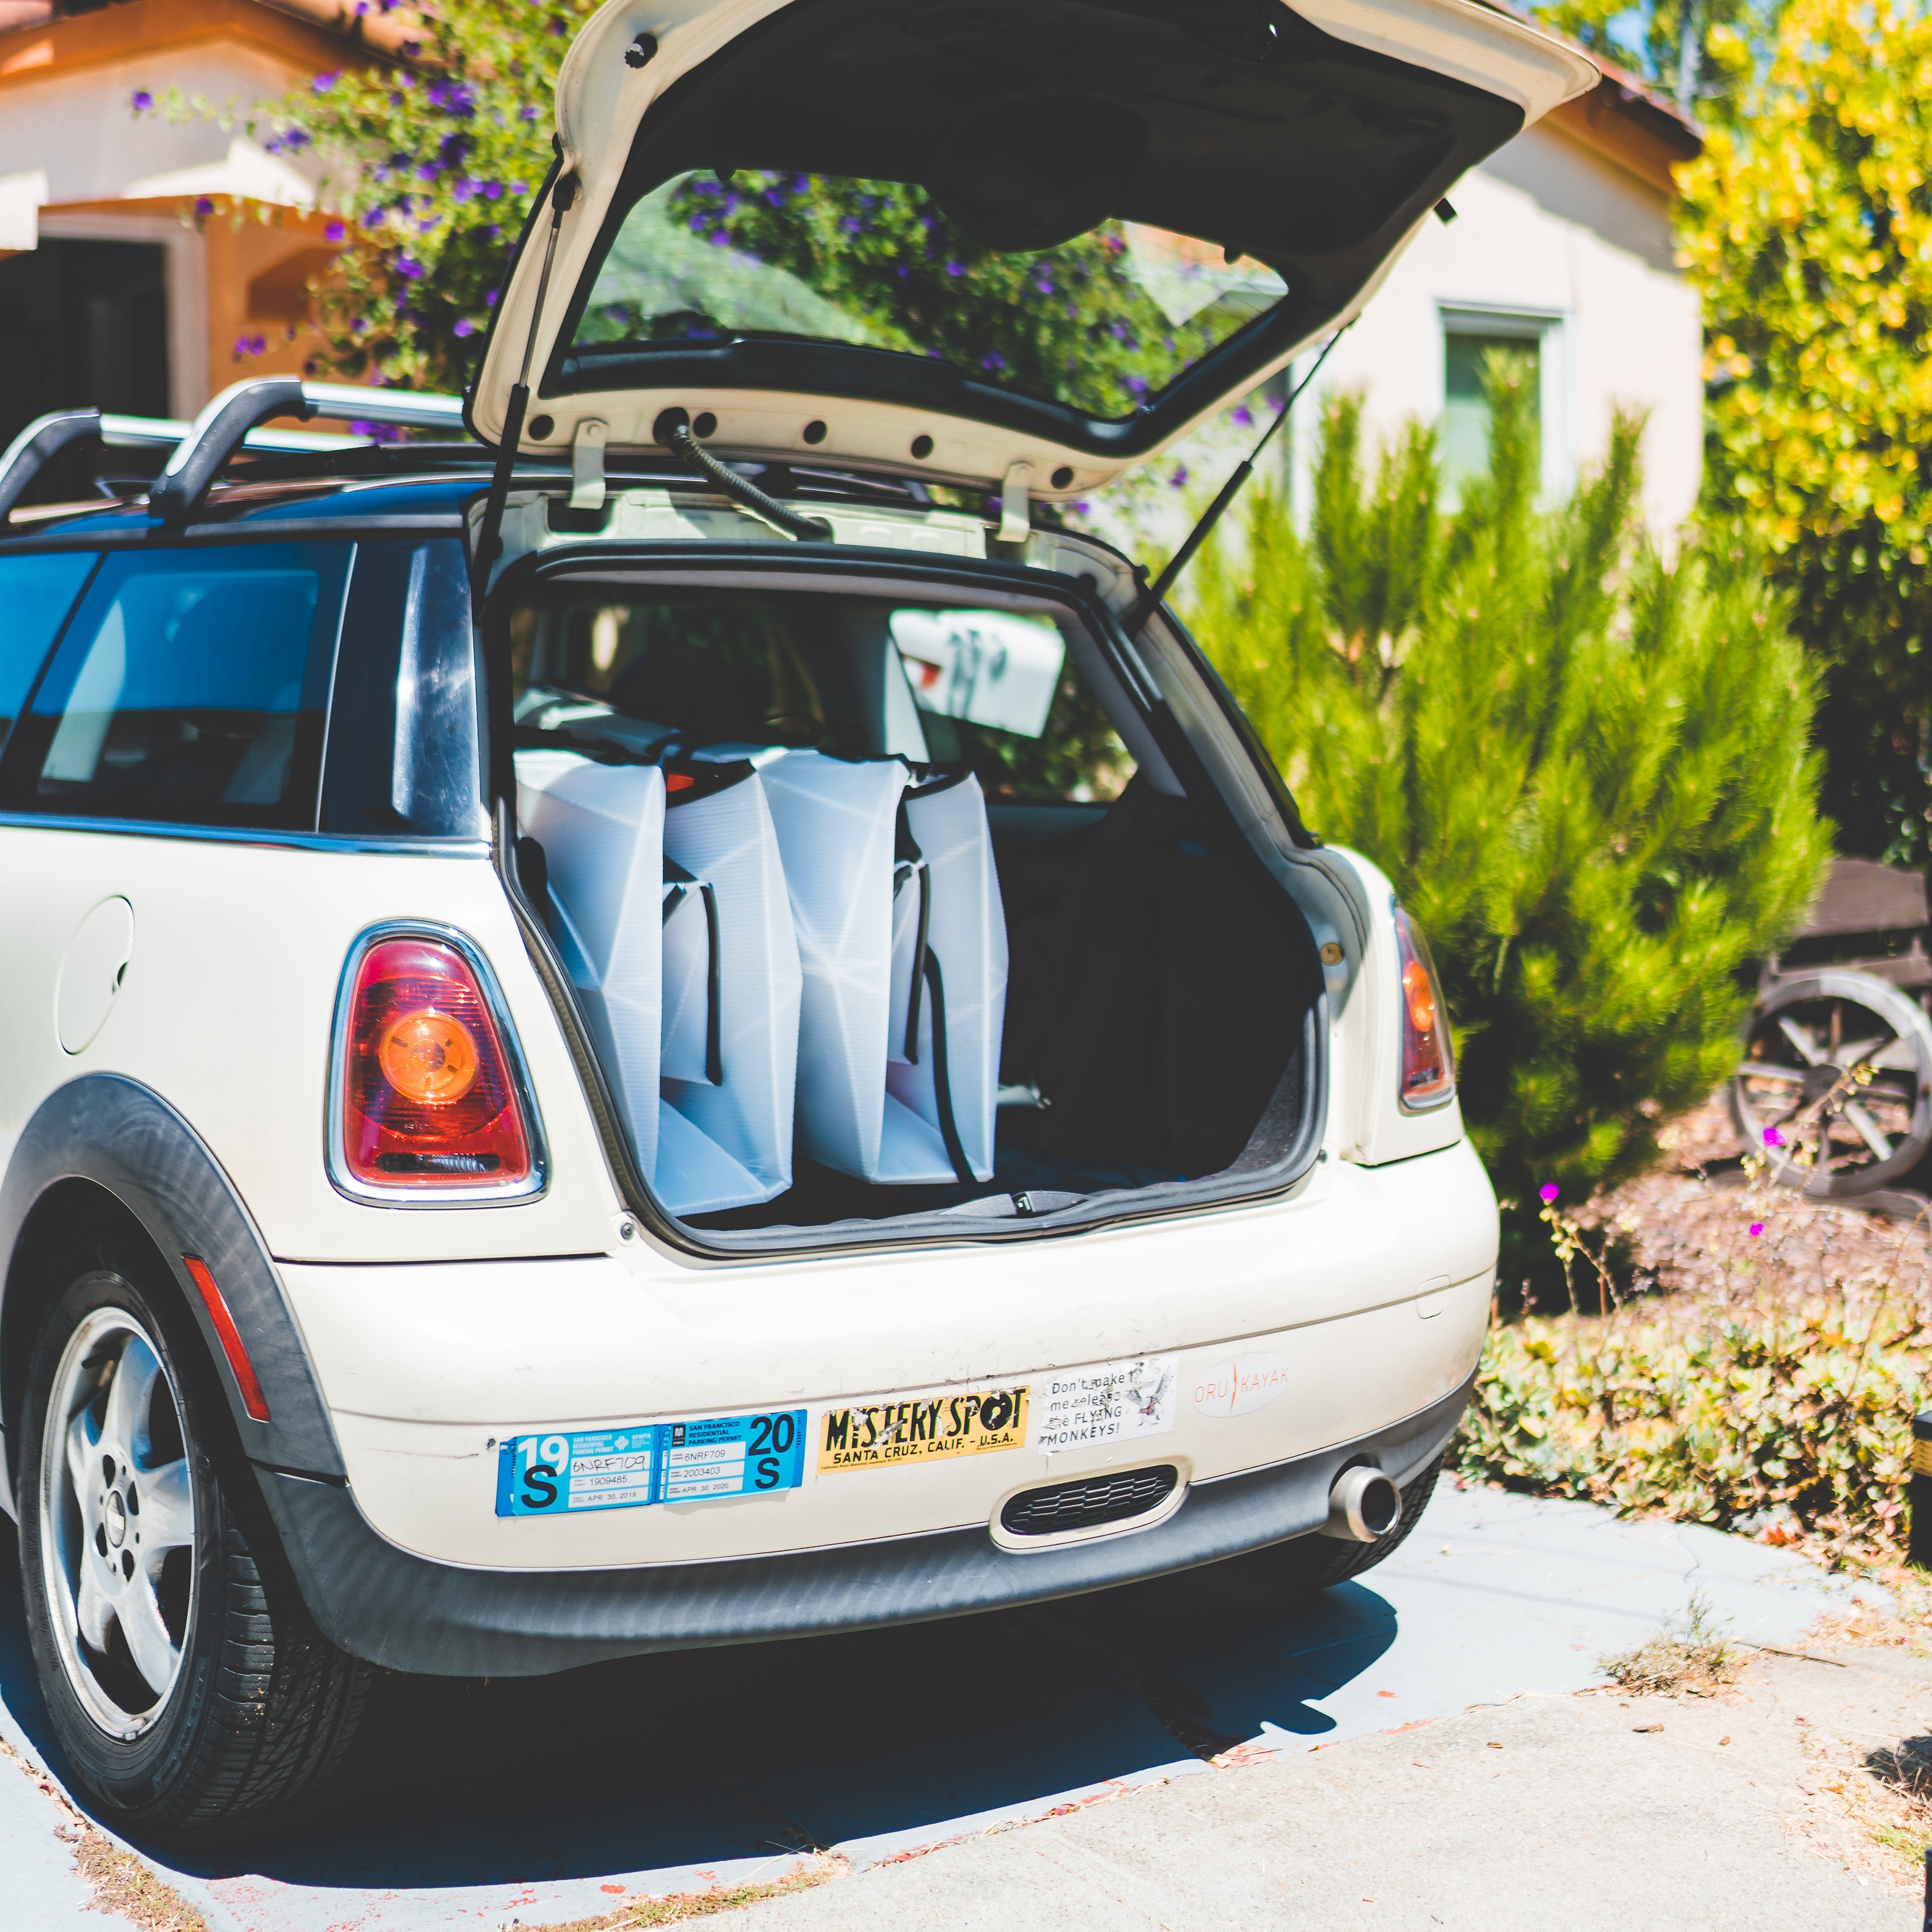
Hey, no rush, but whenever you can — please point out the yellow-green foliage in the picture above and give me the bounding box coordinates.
[1678,0,1932,858]
[1461,1297,1924,1558]
[1181,371,1828,1204]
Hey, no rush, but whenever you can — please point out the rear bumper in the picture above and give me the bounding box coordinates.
[256,1373,1473,1677]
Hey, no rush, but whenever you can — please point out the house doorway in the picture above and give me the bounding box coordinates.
[0,237,173,500]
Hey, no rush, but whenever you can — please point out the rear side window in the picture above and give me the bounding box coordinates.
[0,543,350,829]
[0,551,97,755]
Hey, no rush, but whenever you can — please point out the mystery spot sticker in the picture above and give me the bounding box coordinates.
[819,1386,1028,1472]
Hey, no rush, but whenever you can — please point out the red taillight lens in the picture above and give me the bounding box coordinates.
[1393,905,1455,1108]
[340,937,532,1188]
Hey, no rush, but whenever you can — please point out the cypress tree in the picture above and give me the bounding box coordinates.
[1182,360,1828,1206]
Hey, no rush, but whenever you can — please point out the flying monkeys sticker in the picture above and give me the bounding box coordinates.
[818,1385,1028,1472]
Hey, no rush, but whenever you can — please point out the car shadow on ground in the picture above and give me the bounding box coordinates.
[0,1517,1396,1889]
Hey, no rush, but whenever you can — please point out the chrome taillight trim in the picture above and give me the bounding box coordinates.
[325,920,550,1208]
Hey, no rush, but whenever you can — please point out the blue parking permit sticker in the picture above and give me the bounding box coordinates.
[495,1410,807,1518]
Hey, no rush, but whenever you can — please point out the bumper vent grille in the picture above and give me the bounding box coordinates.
[999,1464,1180,1538]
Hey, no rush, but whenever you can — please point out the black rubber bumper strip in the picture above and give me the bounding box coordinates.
[254,1372,1475,1678]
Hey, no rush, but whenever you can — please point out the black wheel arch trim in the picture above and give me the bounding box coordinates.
[0,1075,345,1490]
[253,1372,1475,1678]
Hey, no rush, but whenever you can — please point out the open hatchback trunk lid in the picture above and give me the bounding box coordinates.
[469,0,1595,498]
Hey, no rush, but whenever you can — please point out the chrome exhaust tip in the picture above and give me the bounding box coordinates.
[1319,1465,1402,1543]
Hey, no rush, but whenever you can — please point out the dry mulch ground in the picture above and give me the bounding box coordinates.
[1571,1099,1932,1312]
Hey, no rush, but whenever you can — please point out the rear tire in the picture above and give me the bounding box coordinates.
[17,1245,370,1832]
[1193,1453,1445,1605]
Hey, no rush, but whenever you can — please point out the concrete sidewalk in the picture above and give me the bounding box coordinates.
[0,1484,1886,1931]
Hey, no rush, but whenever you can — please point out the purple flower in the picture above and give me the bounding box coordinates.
[325,219,346,243]
[453,317,475,337]
[1169,465,1189,489]
[350,317,368,336]
[1035,278,1054,295]
[194,196,214,216]
[1539,1182,1560,1203]
[1748,1221,1764,1237]
[312,70,339,93]
[1126,375,1148,396]
[131,88,154,111]
[1763,1126,1784,1148]
[520,105,538,122]
[395,252,424,280]
[484,180,503,201]
[483,287,498,306]
[945,261,963,277]
[1232,404,1255,428]
[981,352,1006,371]
[710,230,730,247]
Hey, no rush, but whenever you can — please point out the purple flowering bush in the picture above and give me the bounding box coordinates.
[137,1,594,392]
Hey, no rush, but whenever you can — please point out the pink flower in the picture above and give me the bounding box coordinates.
[1762,1126,1784,1148]
[1539,1183,1559,1203]
[1748,1222,1764,1237]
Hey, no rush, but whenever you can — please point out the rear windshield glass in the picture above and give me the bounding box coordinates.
[571,172,1285,419]
[0,543,349,829]
[509,584,1134,804]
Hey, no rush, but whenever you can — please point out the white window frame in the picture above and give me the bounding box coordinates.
[32,211,210,422]
[1437,303,1571,504]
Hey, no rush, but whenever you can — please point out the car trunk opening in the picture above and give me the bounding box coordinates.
[497,556,1322,1244]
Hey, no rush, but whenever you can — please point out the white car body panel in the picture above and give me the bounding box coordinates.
[284,1139,1493,1567]
[471,0,1596,495]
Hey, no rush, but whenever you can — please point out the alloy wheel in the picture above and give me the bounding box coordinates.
[38,1304,198,1739]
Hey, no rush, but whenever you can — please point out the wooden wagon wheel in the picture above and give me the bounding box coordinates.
[1730,969,1932,1197]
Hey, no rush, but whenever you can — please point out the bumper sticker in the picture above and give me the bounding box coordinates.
[495,1410,806,1517]
[819,1386,1028,1472]
[1192,1352,1291,1417]
[1035,1356,1179,1454]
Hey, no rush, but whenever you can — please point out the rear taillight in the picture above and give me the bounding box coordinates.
[1393,904,1455,1110]
[334,933,535,1193]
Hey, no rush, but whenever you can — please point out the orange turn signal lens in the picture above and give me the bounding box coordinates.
[377,1007,480,1104]
[1393,904,1455,1109]
[1402,956,1437,1036]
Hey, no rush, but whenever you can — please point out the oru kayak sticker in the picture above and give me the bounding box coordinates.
[496,1409,806,1517]
[1192,1353,1292,1418]
[819,1386,1028,1472]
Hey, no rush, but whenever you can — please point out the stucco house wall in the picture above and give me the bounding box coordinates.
[1292,102,1703,536]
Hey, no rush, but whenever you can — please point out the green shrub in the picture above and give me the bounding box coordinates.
[1181,363,1830,1204]
[1459,1293,1923,1558]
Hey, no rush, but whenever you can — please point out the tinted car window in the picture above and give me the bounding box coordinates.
[0,543,350,829]
[321,538,487,840]
[0,551,97,755]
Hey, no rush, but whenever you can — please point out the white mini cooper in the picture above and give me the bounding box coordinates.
[0,0,1590,1830]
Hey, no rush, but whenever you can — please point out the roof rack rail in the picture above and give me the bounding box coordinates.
[0,379,468,529]
[0,404,370,526]
[147,379,469,524]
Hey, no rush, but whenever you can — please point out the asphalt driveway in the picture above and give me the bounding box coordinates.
[0,1484,1872,1932]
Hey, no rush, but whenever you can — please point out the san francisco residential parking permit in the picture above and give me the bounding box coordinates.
[496,1410,806,1516]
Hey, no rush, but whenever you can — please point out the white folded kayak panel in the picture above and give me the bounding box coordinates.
[516,750,800,1216]
[659,766,802,1206]
[761,750,1006,1185]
